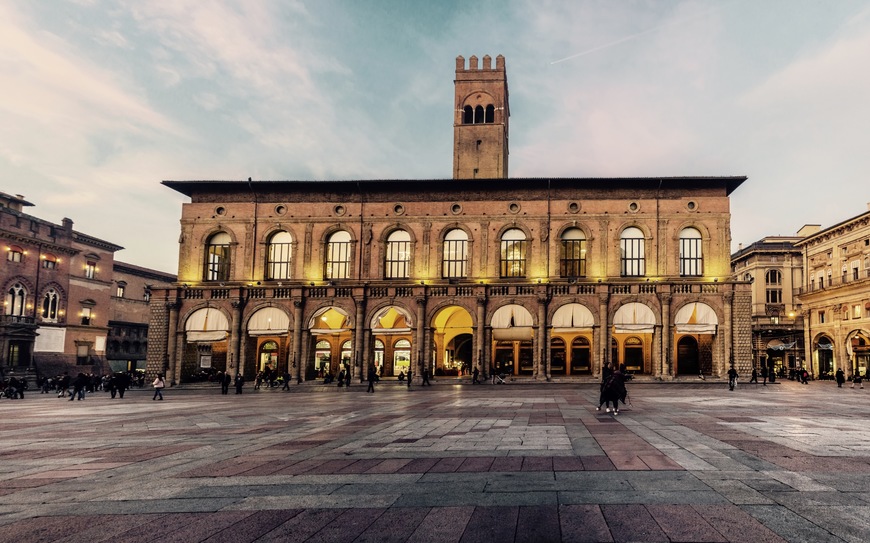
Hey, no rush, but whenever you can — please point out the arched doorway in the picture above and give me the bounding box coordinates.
[815,336,834,378]
[432,305,474,376]
[246,306,291,377]
[371,306,413,377]
[571,337,591,374]
[491,304,535,376]
[393,339,411,376]
[612,303,656,374]
[624,336,644,372]
[314,340,332,378]
[677,336,699,375]
[550,338,566,375]
[183,307,230,381]
[308,306,351,380]
[258,340,279,372]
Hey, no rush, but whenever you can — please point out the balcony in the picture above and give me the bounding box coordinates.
[796,268,870,295]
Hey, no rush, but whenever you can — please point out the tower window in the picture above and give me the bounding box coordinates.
[474,105,484,124]
[463,106,473,124]
[485,104,494,123]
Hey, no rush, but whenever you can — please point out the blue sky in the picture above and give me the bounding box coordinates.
[2,0,869,273]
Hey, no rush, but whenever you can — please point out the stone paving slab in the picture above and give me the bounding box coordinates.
[1,380,869,541]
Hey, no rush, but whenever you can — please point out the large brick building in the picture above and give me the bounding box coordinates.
[149,55,751,385]
[1,192,175,379]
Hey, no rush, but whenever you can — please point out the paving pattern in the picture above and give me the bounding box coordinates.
[1,379,869,542]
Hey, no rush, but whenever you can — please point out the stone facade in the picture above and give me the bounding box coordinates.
[0,191,175,378]
[149,56,751,385]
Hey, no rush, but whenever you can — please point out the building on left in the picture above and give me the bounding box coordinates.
[0,191,176,381]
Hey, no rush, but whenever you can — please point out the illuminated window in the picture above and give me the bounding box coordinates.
[620,227,645,277]
[42,253,58,269]
[325,230,352,280]
[84,261,96,279]
[679,227,703,276]
[42,288,59,322]
[266,231,293,280]
[442,229,468,279]
[7,245,24,262]
[385,230,411,279]
[560,228,586,278]
[4,283,27,317]
[205,232,231,281]
[81,307,92,326]
[765,269,782,304]
[116,282,126,298]
[499,228,527,278]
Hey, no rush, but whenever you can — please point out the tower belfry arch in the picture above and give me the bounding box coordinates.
[453,54,509,179]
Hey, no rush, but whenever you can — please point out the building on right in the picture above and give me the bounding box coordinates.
[794,204,870,380]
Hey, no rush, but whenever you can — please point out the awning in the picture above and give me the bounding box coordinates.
[491,304,534,328]
[816,343,834,351]
[674,302,718,334]
[552,303,594,331]
[187,330,228,342]
[185,308,229,343]
[493,327,534,341]
[613,302,656,333]
[247,307,290,336]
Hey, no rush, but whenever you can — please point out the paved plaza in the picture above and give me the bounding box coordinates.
[1,379,869,542]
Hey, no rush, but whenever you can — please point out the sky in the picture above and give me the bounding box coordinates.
[2,0,869,274]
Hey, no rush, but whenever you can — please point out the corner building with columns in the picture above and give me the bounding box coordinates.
[148,55,751,385]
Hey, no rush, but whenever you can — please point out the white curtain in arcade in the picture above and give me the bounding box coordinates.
[491,304,534,340]
[613,302,656,333]
[674,302,719,334]
[185,308,230,342]
[247,307,290,336]
[552,303,594,331]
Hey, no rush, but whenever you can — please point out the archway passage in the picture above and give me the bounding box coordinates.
[677,336,700,376]
[491,304,535,376]
[183,308,230,381]
[432,305,474,376]
[815,336,834,378]
[308,307,351,381]
[551,303,594,375]
[613,303,656,374]
[371,306,414,377]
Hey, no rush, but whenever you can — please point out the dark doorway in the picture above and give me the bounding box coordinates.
[677,336,700,375]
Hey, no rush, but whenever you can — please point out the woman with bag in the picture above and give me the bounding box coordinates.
[152,374,165,400]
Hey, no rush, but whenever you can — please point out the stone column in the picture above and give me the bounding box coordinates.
[230,299,244,378]
[659,293,671,378]
[537,295,549,381]
[292,299,303,383]
[299,329,310,382]
[166,301,180,385]
[354,297,365,381]
[476,295,487,379]
[598,292,610,374]
[723,291,734,377]
[414,296,426,385]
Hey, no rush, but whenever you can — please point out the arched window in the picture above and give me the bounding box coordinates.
[42,253,58,270]
[374,339,385,371]
[560,228,586,277]
[679,227,702,276]
[474,105,484,124]
[116,281,126,298]
[266,231,293,280]
[485,104,494,123]
[765,269,782,304]
[204,232,231,281]
[42,288,59,322]
[463,106,473,124]
[442,229,468,278]
[620,227,645,277]
[7,245,24,262]
[385,230,411,279]
[5,283,27,317]
[394,339,411,375]
[325,230,352,280]
[500,228,527,278]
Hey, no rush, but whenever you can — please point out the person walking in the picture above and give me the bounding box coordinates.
[282,371,292,391]
[344,366,351,388]
[152,374,165,400]
[472,366,480,384]
[421,368,431,386]
[599,364,627,415]
[836,368,846,388]
[749,367,758,385]
[367,365,377,393]
[235,373,245,394]
[221,372,232,394]
[597,363,614,411]
[728,367,738,391]
[58,372,70,398]
[70,373,87,401]
[852,371,864,389]
[762,365,768,386]
[407,368,412,389]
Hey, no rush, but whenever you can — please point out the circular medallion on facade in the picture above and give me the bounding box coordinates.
[275,205,287,216]
[451,203,463,215]
[334,204,346,216]
[628,202,639,213]
[394,203,405,216]
[686,200,698,211]
[567,201,580,214]
[508,202,521,214]
[215,206,226,216]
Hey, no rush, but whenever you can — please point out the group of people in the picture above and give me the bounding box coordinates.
[835,368,864,389]
[597,363,630,415]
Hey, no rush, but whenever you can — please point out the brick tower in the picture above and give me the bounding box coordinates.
[453,55,509,179]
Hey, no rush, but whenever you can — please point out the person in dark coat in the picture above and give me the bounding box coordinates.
[367,365,377,393]
[406,369,412,389]
[70,373,88,401]
[728,367,738,391]
[749,367,758,384]
[234,373,245,394]
[472,367,480,384]
[344,366,351,388]
[421,368,431,386]
[283,371,292,391]
[58,372,70,398]
[600,364,627,415]
[221,372,232,394]
[836,368,846,388]
[597,363,614,411]
[337,369,345,387]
